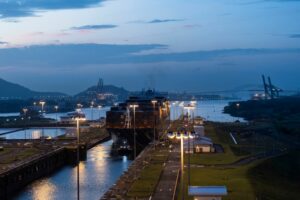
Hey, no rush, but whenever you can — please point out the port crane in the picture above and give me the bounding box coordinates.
[261,75,282,99]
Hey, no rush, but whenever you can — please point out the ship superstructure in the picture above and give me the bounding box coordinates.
[106,90,170,155]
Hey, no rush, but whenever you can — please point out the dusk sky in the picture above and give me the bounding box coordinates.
[0,0,300,94]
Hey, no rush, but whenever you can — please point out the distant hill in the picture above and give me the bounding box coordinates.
[75,84,129,101]
[0,78,68,99]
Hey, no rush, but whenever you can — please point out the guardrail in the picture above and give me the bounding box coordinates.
[172,169,180,200]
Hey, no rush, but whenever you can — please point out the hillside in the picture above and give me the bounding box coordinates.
[0,78,67,99]
[75,84,129,101]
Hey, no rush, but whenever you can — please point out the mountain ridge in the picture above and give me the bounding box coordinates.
[0,78,68,99]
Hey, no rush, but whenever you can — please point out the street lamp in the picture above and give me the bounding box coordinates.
[54,105,59,137]
[151,100,157,149]
[74,116,86,200]
[23,108,28,116]
[90,101,94,121]
[129,104,139,160]
[184,105,195,125]
[129,104,139,180]
[179,102,184,118]
[77,103,83,109]
[236,103,240,122]
[98,105,102,120]
[39,101,46,113]
[168,131,195,200]
[54,105,59,121]
[22,108,28,139]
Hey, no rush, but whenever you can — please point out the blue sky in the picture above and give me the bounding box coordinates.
[0,0,300,94]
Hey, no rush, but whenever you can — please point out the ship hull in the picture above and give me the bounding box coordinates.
[107,128,155,156]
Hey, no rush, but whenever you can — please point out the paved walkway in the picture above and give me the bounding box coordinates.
[100,145,154,200]
[152,146,180,200]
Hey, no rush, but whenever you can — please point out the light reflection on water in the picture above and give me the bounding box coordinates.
[13,140,131,200]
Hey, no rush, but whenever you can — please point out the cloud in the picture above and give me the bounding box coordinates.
[129,19,184,24]
[0,44,300,68]
[148,19,184,24]
[0,43,167,66]
[289,34,300,38]
[121,48,300,63]
[29,32,44,36]
[183,24,201,29]
[0,0,105,18]
[0,41,8,45]
[70,24,117,30]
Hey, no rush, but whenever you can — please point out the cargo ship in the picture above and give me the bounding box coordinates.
[106,90,170,156]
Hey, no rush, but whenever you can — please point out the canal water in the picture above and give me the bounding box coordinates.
[0,106,111,121]
[12,140,131,200]
[44,107,111,121]
[170,100,245,122]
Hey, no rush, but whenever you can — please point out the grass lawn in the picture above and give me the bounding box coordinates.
[0,148,13,156]
[58,127,109,142]
[178,166,256,200]
[126,163,164,197]
[0,147,40,164]
[127,148,169,198]
[178,150,300,200]
[247,150,300,200]
[189,124,244,165]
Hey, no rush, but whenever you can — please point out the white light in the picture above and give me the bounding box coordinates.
[129,104,139,108]
[176,132,181,139]
[167,132,175,139]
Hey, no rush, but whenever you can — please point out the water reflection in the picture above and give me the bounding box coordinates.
[13,140,131,200]
[31,180,57,200]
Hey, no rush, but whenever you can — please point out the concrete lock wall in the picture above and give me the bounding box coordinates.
[0,145,87,200]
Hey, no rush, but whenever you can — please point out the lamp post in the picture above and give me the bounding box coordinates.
[151,100,157,149]
[98,105,102,120]
[90,101,94,121]
[130,104,139,180]
[236,103,240,122]
[168,131,195,200]
[23,108,28,140]
[184,104,196,187]
[129,104,139,160]
[39,101,45,113]
[180,133,184,200]
[74,116,86,200]
[54,105,59,138]
[77,103,83,110]
[184,105,195,125]
[190,101,197,123]
[54,105,59,120]
[23,108,28,116]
